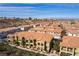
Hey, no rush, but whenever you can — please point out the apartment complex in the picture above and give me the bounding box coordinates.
[6,20,79,56]
[60,36,79,56]
[8,31,53,53]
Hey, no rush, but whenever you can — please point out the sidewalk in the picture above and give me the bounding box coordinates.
[9,44,59,56]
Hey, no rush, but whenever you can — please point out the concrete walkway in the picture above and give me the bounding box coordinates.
[9,44,59,56]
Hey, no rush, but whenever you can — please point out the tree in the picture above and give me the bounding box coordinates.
[12,36,16,44]
[29,17,32,20]
[34,39,36,46]
[53,40,60,52]
[13,39,16,44]
[21,37,26,48]
[44,41,47,51]
[15,36,20,46]
[49,39,54,52]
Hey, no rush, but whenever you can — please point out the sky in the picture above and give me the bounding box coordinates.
[0,3,79,18]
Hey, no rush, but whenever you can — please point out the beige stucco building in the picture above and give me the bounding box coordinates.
[7,31,54,53]
[60,36,79,56]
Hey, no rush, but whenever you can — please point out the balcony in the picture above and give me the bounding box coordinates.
[61,47,67,51]
[67,48,73,52]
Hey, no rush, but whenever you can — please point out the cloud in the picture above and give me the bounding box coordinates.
[0,3,79,18]
[0,6,35,9]
[0,6,36,12]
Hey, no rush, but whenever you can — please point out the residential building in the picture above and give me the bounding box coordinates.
[28,27,63,40]
[7,31,54,53]
[66,28,79,37]
[60,36,79,56]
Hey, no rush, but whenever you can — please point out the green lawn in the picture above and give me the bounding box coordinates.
[0,43,45,56]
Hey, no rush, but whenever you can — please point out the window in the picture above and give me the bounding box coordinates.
[26,40,28,42]
[61,46,66,51]
[30,44,33,47]
[41,49,43,51]
[8,40,10,42]
[30,44,33,48]
[12,36,15,39]
[13,39,15,42]
[67,47,73,52]
[41,43,43,46]
[30,40,33,43]
[22,37,25,40]
[38,43,40,45]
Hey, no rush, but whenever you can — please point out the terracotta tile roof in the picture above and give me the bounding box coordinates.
[0,24,33,32]
[60,36,79,48]
[30,27,63,34]
[66,28,79,34]
[0,27,16,32]
[8,31,53,42]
